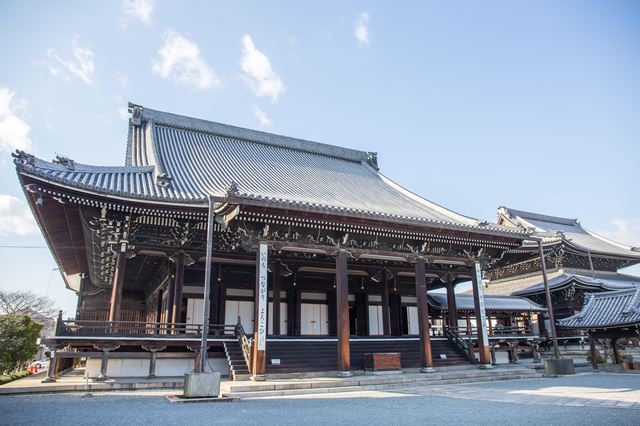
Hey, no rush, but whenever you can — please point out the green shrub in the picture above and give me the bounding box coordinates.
[0,370,32,385]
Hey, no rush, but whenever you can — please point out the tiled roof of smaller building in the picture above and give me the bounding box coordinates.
[559,288,640,329]
[429,293,546,312]
[512,272,640,297]
[497,207,640,259]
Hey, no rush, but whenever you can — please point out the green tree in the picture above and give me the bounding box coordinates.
[0,315,43,374]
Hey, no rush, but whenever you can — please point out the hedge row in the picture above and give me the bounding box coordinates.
[0,370,32,385]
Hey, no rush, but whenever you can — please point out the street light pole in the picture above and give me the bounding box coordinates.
[537,239,561,359]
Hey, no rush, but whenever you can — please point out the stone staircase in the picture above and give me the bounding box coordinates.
[220,366,543,399]
[224,338,469,380]
[224,341,251,380]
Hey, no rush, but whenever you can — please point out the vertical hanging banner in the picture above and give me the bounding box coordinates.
[257,243,268,351]
[473,262,488,344]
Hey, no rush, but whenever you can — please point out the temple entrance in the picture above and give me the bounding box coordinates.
[186,298,204,333]
[225,300,254,334]
[268,301,288,335]
[300,303,328,335]
[401,305,419,335]
[368,305,383,336]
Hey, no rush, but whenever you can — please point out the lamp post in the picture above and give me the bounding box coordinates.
[537,239,561,359]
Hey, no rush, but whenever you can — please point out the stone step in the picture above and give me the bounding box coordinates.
[222,367,538,393]
[222,370,542,399]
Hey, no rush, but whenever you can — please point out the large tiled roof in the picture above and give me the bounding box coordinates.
[429,293,546,312]
[13,103,526,236]
[497,207,640,258]
[512,271,640,297]
[559,288,640,329]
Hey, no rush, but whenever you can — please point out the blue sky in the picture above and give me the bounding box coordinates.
[1,1,639,314]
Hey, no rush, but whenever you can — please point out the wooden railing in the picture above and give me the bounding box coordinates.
[57,319,237,338]
[444,328,474,362]
[233,317,253,373]
[448,325,535,337]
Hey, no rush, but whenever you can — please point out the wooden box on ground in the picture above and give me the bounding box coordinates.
[364,353,401,371]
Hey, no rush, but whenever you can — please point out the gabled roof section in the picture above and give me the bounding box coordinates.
[14,103,527,237]
[498,206,640,259]
[429,293,546,312]
[559,288,640,329]
[512,272,640,297]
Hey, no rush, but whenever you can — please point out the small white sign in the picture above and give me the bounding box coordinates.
[271,359,281,365]
[439,354,447,360]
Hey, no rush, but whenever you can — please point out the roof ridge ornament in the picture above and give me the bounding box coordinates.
[366,152,379,170]
[131,105,143,126]
[53,154,75,170]
[226,181,240,198]
[155,172,172,187]
[12,150,35,166]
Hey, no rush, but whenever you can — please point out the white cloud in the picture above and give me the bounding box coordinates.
[253,106,271,127]
[121,0,155,25]
[354,12,370,46]
[46,37,95,86]
[0,87,32,153]
[0,194,37,236]
[118,107,129,122]
[152,31,219,90]
[597,218,640,248]
[241,35,285,103]
[114,71,129,88]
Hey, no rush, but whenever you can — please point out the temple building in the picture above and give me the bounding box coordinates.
[15,103,546,380]
[483,207,640,336]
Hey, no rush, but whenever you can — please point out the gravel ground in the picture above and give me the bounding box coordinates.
[1,373,638,425]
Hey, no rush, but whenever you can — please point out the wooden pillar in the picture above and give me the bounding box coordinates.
[252,244,268,379]
[465,314,471,335]
[272,262,281,336]
[611,338,620,364]
[171,251,185,325]
[95,345,119,381]
[108,242,128,322]
[355,292,367,336]
[445,274,457,331]
[415,256,434,372]
[389,293,402,336]
[143,344,166,379]
[336,249,351,375]
[470,261,491,366]
[381,271,391,336]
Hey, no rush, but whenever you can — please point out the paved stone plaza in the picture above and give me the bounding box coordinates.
[1,373,638,425]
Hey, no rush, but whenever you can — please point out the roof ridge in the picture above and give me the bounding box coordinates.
[499,206,580,227]
[130,102,371,164]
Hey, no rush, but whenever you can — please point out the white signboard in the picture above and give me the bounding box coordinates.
[257,243,268,351]
[473,262,489,344]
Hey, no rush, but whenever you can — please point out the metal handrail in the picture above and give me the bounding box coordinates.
[58,319,236,337]
[234,317,253,373]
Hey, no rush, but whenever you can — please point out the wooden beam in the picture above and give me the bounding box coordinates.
[445,274,457,330]
[336,249,351,375]
[381,271,391,336]
[108,242,128,322]
[170,251,185,324]
[272,262,281,336]
[415,256,434,372]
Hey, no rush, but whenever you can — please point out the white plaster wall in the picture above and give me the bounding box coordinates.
[86,357,228,378]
